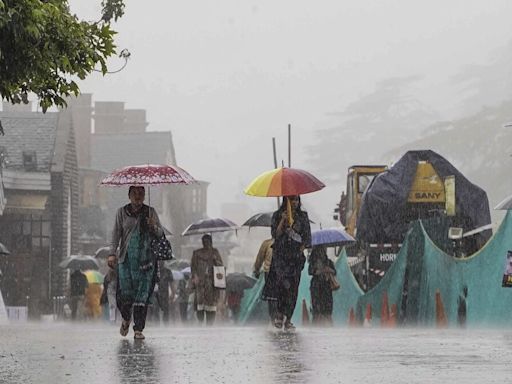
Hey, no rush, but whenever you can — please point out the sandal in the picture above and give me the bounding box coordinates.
[284,321,296,331]
[119,320,130,337]
[134,331,145,340]
[273,317,283,329]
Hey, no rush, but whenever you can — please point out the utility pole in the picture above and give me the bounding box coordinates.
[272,137,280,208]
[288,124,291,168]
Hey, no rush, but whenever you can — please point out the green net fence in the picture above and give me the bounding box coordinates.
[240,211,512,326]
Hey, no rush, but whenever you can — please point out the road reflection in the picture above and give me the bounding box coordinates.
[267,331,311,383]
[117,339,160,383]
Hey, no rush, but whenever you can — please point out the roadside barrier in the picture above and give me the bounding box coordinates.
[388,304,397,327]
[435,290,448,327]
[381,291,389,327]
[348,307,357,326]
[363,303,372,327]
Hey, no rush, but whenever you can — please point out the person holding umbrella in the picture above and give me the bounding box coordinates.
[69,269,88,320]
[262,196,311,331]
[244,166,324,329]
[107,186,164,340]
[308,245,336,325]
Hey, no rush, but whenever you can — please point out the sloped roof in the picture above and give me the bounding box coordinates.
[0,111,59,172]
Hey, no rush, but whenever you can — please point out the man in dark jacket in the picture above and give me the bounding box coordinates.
[70,269,88,320]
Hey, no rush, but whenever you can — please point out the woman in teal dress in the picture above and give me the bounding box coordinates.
[108,186,164,340]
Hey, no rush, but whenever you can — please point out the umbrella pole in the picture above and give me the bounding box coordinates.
[148,185,151,218]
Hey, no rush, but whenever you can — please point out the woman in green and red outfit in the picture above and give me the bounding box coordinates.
[107,186,164,340]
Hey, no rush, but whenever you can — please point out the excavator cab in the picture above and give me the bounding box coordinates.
[341,165,387,236]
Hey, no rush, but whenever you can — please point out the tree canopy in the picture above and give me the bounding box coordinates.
[0,0,125,111]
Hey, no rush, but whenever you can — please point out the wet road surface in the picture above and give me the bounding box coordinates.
[0,322,511,383]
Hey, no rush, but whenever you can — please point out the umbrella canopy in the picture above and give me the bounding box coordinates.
[0,242,10,255]
[59,255,99,270]
[84,270,104,284]
[495,194,512,210]
[226,273,257,292]
[310,228,355,248]
[242,211,315,228]
[242,212,273,227]
[94,246,111,259]
[100,164,196,186]
[164,259,190,271]
[244,167,325,197]
[181,218,239,236]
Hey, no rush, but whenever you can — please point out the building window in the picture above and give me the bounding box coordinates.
[22,150,37,171]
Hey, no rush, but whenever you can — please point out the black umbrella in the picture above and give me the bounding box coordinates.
[242,212,315,228]
[59,255,99,270]
[0,242,10,255]
[181,218,239,236]
[242,212,273,228]
[226,273,257,292]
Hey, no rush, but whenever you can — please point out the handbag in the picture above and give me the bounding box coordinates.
[213,266,226,289]
[150,234,174,261]
[326,272,340,291]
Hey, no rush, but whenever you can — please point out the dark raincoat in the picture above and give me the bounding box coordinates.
[262,207,311,319]
[308,247,336,317]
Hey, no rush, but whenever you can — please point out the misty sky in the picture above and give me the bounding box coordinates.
[69,0,512,226]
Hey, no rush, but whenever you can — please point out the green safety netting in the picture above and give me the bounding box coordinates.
[347,211,512,326]
[240,211,512,326]
[331,248,364,324]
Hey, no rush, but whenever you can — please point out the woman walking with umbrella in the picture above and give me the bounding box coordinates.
[262,196,311,330]
[308,245,336,325]
[245,167,324,329]
[107,186,164,339]
[101,163,196,338]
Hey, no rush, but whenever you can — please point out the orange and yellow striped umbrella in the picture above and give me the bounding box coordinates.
[244,167,325,197]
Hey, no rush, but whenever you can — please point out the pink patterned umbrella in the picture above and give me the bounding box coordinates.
[100,164,196,186]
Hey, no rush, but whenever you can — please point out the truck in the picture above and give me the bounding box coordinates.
[336,150,492,291]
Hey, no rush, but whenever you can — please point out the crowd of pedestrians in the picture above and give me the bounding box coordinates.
[67,187,338,338]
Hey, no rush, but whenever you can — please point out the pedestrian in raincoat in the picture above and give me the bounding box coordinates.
[69,269,88,320]
[308,245,336,325]
[190,234,224,325]
[84,282,102,319]
[262,196,311,330]
[107,186,164,340]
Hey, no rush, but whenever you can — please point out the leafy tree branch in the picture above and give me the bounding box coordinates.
[0,0,125,112]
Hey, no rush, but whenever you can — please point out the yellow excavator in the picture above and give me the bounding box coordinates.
[336,150,491,290]
[337,165,388,236]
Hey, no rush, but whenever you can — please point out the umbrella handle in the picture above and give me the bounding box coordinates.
[287,198,294,226]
